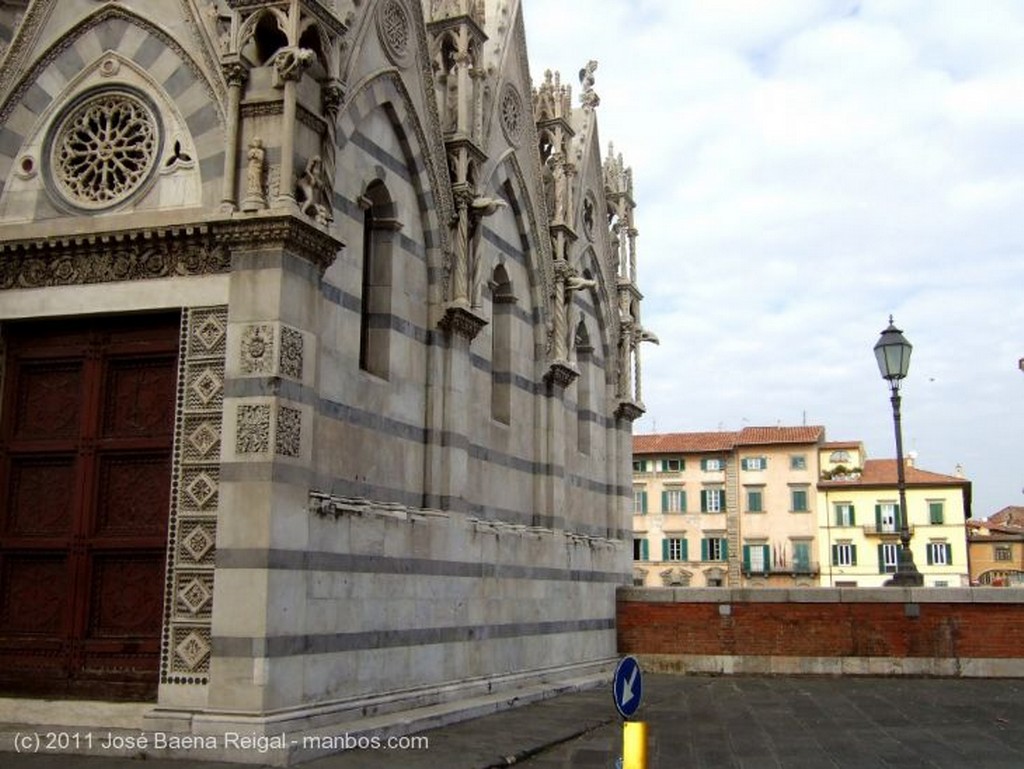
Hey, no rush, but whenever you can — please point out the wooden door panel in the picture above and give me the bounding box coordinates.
[0,313,179,699]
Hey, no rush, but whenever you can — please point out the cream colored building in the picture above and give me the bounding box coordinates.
[632,426,824,587]
[0,0,652,752]
[818,444,972,587]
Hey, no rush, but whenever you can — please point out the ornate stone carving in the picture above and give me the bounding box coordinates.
[161,307,226,686]
[499,82,524,146]
[378,0,412,66]
[579,59,600,109]
[275,406,302,457]
[240,324,275,375]
[438,303,488,340]
[269,46,314,87]
[296,156,332,225]
[47,88,161,211]
[236,404,271,454]
[279,326,304,380]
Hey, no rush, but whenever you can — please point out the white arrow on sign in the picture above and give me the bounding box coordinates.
[619,664,637,708]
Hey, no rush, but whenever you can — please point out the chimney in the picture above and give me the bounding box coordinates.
[905,451,917,468]
[955,463,964,478]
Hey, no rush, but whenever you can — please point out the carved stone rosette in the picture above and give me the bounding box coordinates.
[160,306,228,686]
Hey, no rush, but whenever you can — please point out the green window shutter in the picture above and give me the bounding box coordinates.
[849,505,856,526]
[662,538,669,561]
[701,539,709,561]
[641,539,649,561]
[878,544,885,574]
[945,543,953,565]
[895,503,902,529]
[742,545,751,571]
[679,458,685,470]
[720,492,726,512]
[700,458,708,471]
[851,544,857,566]
[930,503,944,525]
[661,491,668,513]
[831,544,839,566]
[700,490,708,513]
[680,490,687,513]
[641,491,648,513]
[762,545,771,571]
[875,505,882,531]
[721,539,728,561]
[834,507,843,526]
[926,545,934,566]
[740,458,749,471]
[682,539,689,561]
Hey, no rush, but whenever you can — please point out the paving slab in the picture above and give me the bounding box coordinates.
[3,675,1024,768]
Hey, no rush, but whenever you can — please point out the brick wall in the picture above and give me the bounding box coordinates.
[618,587,1024,677]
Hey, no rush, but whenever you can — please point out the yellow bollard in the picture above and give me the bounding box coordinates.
[623,720,647,769]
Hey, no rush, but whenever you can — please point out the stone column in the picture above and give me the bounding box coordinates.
[220,60,248,212]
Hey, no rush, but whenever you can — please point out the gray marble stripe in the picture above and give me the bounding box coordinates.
[350,130,414,183]
[213,617,615,658]
[217,548,625,583]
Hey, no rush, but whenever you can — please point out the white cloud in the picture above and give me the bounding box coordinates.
[522,0,1024,516]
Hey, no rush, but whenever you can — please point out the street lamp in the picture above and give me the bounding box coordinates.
[874,316,923,586]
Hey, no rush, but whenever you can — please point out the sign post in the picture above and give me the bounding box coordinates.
[612,656,645,769]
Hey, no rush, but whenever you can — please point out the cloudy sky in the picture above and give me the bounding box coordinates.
[521,0,1024,519]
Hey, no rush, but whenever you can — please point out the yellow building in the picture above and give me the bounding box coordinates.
[632,426,824,587]
[967,506,1024,586]
[818,444,972,587]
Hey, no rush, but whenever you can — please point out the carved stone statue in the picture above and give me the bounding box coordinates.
[468,196,506,307]
[241,137,266,211]
[296,156,331,225]
[270,46,315,87]
[578,59,600,109]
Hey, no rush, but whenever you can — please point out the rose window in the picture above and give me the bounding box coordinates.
[499,83,523,146]
[48,89,160,210]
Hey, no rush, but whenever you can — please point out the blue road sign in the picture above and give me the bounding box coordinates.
[613,655,643,719]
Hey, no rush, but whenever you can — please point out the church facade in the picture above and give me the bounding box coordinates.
[0,0,651,745]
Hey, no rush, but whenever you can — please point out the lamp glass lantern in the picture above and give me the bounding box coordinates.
[874,316,913,384]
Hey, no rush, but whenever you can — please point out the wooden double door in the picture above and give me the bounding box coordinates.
[0,313,180,700]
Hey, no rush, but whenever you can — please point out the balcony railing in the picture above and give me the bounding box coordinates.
[862,524,915,537]
[743,562,820,577]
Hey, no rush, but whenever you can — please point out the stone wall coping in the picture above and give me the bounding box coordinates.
[617,586,1024,605]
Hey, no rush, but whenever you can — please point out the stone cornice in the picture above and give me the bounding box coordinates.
[0,213,343,290]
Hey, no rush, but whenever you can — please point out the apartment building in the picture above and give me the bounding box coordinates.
[633,431,973,588]
[818,444,972,587]
[632,426,824,587]
[967,506,1024,586]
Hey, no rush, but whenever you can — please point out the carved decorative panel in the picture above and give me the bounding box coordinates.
[6,457,75,536]
[0,556,67,634]
[89,555,165,637]
[239,323,275,375]
[102,356,177,437]
[279,325,304,380]
[236,403,271,453]
[160,307,227,688]
[275,406,302,457]
[95,454,171,536]
[12,361,81,439]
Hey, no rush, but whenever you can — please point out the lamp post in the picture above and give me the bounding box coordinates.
[874,316,923,587]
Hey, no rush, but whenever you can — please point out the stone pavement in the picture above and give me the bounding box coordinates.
[4,675,1024,768]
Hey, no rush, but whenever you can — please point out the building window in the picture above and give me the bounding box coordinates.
[702,537,727,562]
[793,541,812,572]
[702,458,723,472]
[995,545,1013,561]
[743,543,769,574]
[741,456,766,471]
[663,537,687,562]
[746,488,763,513]
[359,180,397,379]
[929,501,945,525]
[491,264,515,425]
[834,503,855,527]
[633,538,649,561]
[701,488,725,513]
[662,489,685,513]
[632,459,649,473]
[830,450,851,463]
[879,543,900,574]
[832,543,857,567]
[875,503,900,533]
[927,542,952,566]
[633,489,648,514]
[662,458,683,472]
[790,455,807,470]
[791,488,809,512]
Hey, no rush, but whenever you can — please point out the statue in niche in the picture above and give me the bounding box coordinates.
[467,196,507,308]
[551,153,567,223]
[242,137,266,211]
[296,156,332,225]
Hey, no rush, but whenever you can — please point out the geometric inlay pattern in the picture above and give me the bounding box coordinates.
[161,307,226,686]
[279,326,303,380]
[240,324,274,375]
[378,0,411,66]
[236,403,271,453]
[275,405,301,457]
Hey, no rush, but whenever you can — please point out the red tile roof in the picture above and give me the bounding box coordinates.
[734,425,825,446]
[633,425,825,455]
[987,506,1024,530]
[821,440,862,450]
[633,432,736,455]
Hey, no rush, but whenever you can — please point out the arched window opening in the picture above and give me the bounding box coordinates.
[359,180,398,379]
[576,319,593,455]
[244,13,288,65]
[490,263,515,424]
